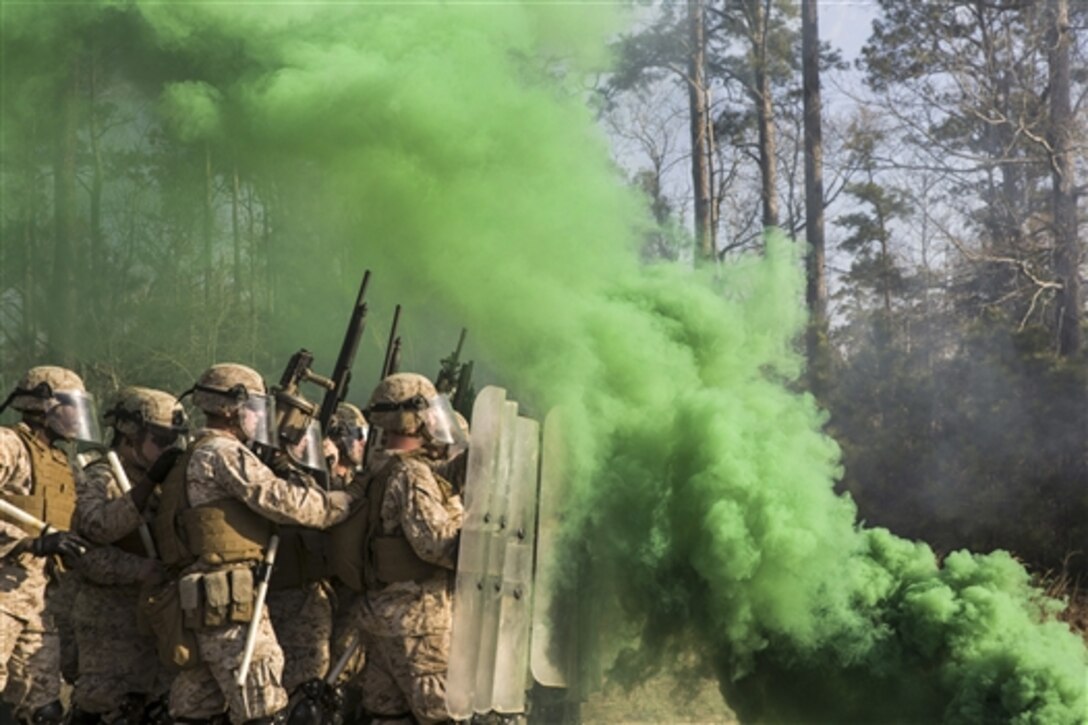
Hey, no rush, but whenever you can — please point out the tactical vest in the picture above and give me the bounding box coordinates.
[5,425,76,534]
[83,458,149,557]
[154,434,272,570]
[327,452,454,593]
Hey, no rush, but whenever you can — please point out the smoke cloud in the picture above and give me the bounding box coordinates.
[1,3,1084,722]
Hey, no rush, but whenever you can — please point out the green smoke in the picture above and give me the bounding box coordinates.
[1,2,1085,722]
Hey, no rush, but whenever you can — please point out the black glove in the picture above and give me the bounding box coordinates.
[147,447,183,484]
[30,530,89,559]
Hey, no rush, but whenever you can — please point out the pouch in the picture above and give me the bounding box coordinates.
[138,580,200,670]
[229,567,255,623]
[202,570,231,628]
[178,573,203,630]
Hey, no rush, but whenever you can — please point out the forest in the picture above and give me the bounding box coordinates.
[603,0,1088,584]
[1,2,1085,721]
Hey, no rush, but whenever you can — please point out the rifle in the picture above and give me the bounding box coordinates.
[435,328,467,395]
[273,349,334,450]
[318,272,371,433]
[452,360,475,418]
[381,304,402,378]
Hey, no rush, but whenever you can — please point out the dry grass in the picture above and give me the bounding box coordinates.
[580,673,737,724]
[1039,554,1088,646]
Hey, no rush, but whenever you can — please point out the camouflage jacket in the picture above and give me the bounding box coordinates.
[73,456,157,587]
[362,450,464,637]
[0,426,51,617]
[180,429,356,575]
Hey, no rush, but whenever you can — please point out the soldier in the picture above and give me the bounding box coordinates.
[265,419,337,705]
[0,366,96,724]
[150,363,364,724]
[324,403,371,716]
[325,403,367,489]
[355,373,466,724]
[69,386,188,723]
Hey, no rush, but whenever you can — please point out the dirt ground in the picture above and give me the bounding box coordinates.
[580,673,738,724]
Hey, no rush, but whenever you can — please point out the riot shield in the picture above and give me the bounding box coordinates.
[530,407,576,689]
[447,386,543,719]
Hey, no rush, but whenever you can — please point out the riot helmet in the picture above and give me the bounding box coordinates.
[0,366,101,444]
[189,363,276,447]
[327,402,368,467]
[366,373,468,456]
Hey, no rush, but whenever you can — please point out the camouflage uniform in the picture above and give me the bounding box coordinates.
[165,429,358,723]
[0,427,60,720]
[265,458,333,694]
[71,457,167,719]
[358,450,463,723]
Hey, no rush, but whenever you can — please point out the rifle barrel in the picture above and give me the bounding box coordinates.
[381,305,402,379]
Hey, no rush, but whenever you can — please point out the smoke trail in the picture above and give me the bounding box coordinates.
[2,3,1085,721]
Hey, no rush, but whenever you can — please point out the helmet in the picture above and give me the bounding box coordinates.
[4,366,85,413]
[366,373,468,454]
[1,366,100,442]
[104,386,188,444]
[190,363,275,446]
[329,402,368,441]
[191,363,266,415]
[328,402,368,467]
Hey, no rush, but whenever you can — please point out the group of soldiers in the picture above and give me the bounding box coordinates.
[0,362,469,725]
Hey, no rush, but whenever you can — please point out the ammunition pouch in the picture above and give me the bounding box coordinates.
[139,579,200,671]
[178,568,256,630]
[371,537,444,585]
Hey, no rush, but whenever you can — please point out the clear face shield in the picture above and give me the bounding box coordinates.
[290,418,328,474]
[420,394,469,457]
[335,420,368,467]
[238,393,277,448]
[46,390,102,445]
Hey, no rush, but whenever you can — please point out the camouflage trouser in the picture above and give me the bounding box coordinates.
[168,609,287,723]
[0,609,60,717]
[266,582,332,693]
[72,583,166,717]
[329,582,366,687]
[359,630,450,724]
[50,572,79,686]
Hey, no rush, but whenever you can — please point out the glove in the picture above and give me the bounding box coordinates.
[147,447,183,484]
[342,470,371,501]
[30,530,89,559]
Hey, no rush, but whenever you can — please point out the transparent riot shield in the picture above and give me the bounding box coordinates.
[492,415,540,713]
[447,386,544,719]
[531,407,576,689]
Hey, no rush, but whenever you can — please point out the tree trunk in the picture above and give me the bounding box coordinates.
[688,0,715,264]
[1048,0,1081,357]
[232,162,242,301]
[89,45,105,308]
[204,143,214,305]
[752,0,779,229]
[52,58,79,364]
[802,0,829,397]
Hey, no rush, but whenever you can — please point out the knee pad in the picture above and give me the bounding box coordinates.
[29,701,64,725]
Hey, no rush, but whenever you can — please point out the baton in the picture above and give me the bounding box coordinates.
[0,499,49,534]
[325,630,361,686]
[236,534,280,689]
[105,451,159,559]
